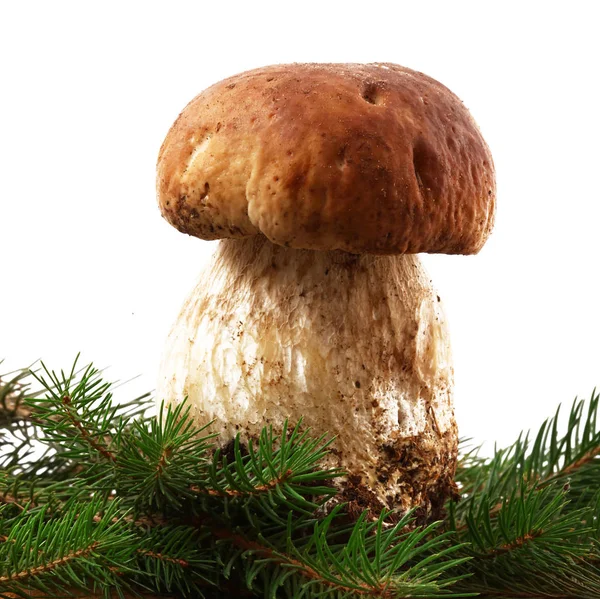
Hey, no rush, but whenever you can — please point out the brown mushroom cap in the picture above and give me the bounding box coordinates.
[157,63,495,255]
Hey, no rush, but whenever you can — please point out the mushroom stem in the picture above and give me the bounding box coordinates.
[158,236,457,516]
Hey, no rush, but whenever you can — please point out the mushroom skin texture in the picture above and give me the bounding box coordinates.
[157,236,457,517]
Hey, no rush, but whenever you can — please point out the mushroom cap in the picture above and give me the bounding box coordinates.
[157,63,495,255]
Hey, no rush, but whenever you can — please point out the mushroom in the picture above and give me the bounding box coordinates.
[156,63,495,518]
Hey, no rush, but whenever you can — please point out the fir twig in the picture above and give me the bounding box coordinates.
[2,358,600,598]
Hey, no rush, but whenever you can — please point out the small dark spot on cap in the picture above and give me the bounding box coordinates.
[354,380,361,389]
[361,82,384,105]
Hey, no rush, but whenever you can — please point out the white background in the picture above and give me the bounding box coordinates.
[1,1,599,451]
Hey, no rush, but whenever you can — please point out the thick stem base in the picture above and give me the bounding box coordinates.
[158,237,458,517]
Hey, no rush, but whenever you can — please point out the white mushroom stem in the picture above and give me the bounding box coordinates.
[158,236,457,514]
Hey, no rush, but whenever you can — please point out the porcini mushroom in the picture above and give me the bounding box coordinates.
[156,63,495,518]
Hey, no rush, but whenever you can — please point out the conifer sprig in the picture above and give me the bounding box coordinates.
[217,507,471,598]
[0,498,135,596]
[454,390,600,519]
[447,391,600,598]
[1,358,600,598]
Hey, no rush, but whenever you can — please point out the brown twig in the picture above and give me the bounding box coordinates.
[137,549,188,568]
[61,395,116,462]
[475,530,543,560]
[191,469,294,497]
[0,491,26,511]
[539,446,600,488]
[155,447,172,478]
[0,542,98,583]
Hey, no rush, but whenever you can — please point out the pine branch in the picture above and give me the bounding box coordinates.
[1,357,152,497]
[29,357,151,464]
[191,420,340,515]
[133,525,216,595]
[453,391,600,530]
[3,357,600,598]
[0,498,136,597]
[447,393,600,599]
[209,507,471,598]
